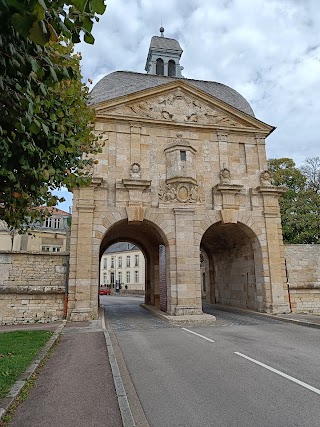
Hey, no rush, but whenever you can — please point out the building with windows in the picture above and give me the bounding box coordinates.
[100,242,145,291]
[0,208,70,253]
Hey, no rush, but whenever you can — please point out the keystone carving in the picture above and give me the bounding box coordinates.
[159,182,203,204]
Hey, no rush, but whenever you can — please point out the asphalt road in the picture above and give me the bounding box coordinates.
[102,295,320,427]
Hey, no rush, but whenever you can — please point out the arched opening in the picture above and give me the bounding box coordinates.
[168,60,176,77]
[156,58,164,75]
[99,219,169,310]
[99,242,146,296]
[200,222,264,311]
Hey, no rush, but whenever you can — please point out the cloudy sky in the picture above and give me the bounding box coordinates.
[57,0,320,211]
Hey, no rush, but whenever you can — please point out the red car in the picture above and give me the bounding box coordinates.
[99,287,111,295]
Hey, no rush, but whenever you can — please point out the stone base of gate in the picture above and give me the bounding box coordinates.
[142,304,216,323]
[174,306,203,316]
[69,308,98,322]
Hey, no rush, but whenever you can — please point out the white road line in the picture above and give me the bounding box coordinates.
[181,328,215,342]
[235,352,320,395]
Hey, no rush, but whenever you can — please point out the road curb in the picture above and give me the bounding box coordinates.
[100,307,136,427]
[209,304,320,329]
[0,321,66,421]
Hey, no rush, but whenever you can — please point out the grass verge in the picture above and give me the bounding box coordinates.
[0,330,53,398]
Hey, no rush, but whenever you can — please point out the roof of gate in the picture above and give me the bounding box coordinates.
[89,71,255,117]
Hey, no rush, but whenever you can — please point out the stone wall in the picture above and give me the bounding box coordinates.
[285,245,320,314]
[0,251,68,325]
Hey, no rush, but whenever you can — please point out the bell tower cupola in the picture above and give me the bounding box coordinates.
[145,27,184,77]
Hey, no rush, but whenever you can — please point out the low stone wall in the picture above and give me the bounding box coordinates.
[0,251,68,325]
[284,245,320,314]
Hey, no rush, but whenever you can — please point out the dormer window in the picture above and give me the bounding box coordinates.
[156,58,164,75]
[168,60,176,77]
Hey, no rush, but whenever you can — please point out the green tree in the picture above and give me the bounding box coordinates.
[0,0,106,230]
[268,158,320,244]
[300,156,320,194]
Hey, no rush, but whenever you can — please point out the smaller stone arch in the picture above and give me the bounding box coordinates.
[99,218,170,310]
[168,59,176,77]
[156,58,164,75]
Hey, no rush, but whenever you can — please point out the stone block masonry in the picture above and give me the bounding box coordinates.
[0,251,68,325]
[285,245,320,314]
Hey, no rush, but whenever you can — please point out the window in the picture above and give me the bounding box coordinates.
[168,60,176,77]
[103,258,107,269]
[118,256,122,268]
[44,217,62,229]
[41,245,61,252]
[111,256,115,268]
[118,272,122,283]
[110,272,115,285]
[135,271,139,283]
[180,150,186,161]
[103,273,107,284]
[156,58,164,75]
[126,271,130,284]
[135,254,139,267]
[126,256,130,267]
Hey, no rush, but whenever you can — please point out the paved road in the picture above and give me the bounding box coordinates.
[102,296,320,427]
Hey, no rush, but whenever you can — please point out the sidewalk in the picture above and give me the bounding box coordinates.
[0,319,123,427]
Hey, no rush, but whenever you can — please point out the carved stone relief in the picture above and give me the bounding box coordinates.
[104,89,246,127]
[259,170,272,187]
[219,167,231,184]
[159,182,204,204]
[130,162,141,178]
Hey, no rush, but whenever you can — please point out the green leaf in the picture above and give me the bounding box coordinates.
[29,20,50,45]
[72,0,87,12]
[90,0,106,15]
[82,16,93,32]
[84,32,94,44]
[11,13,34,38]
[42,123,49,135]
[30,57,40,73]
[37,0,48,10]
[49,66,58,82]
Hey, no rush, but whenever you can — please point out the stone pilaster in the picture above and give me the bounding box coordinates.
[258,186,290,313]
[172,207,202,315]
[130,125,141,166]
[217,131,229,169]
[255,133,268,170]
[69,179,102,321]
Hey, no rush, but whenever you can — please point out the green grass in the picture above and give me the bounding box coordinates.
[0,330,53,398]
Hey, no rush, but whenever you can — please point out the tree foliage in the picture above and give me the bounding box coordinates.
[268,157,320,244]
[0,0,106,230]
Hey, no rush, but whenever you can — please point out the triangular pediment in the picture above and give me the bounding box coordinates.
[95,81,273,133]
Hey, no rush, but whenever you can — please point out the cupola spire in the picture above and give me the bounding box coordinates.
[145,29,184,77]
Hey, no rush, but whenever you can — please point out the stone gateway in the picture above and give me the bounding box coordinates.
[67,29,290,321]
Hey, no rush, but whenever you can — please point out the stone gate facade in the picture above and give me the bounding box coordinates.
[68,30,291,320]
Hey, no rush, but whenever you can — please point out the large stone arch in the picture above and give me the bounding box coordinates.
[99,218,170,308]
[200,220,265,311]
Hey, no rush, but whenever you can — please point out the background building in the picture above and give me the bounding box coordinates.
[100,242,145,291]
[0,208,70,253]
